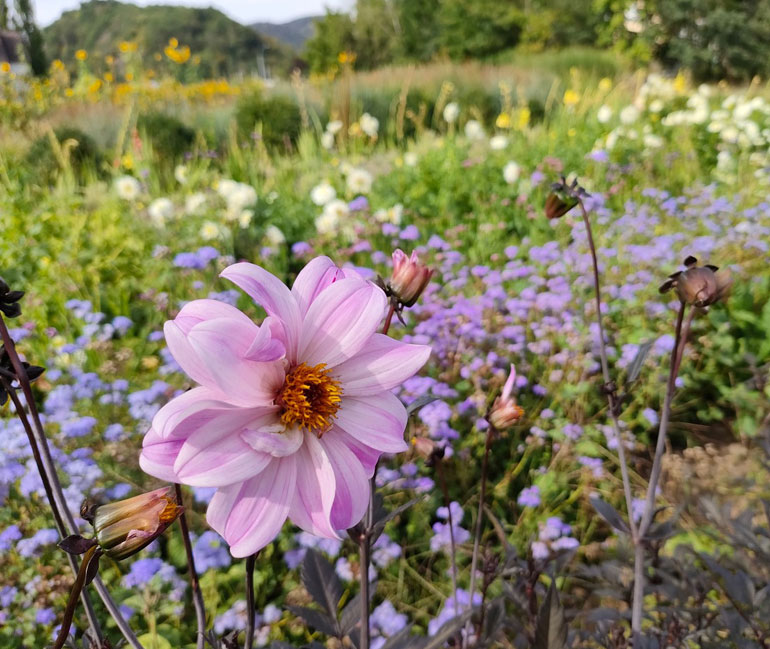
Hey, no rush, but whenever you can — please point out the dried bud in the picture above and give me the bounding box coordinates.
[388,249,434,308]
[0,278,24,318]
[411,436,445,465]
[93,487,182,560]
[659,256,732,307]
[544,192,577,220]
[0,346,44,406]
[488,365,524,430]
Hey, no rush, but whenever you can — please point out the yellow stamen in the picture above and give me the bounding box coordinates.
[278,363,342,433]
[159,499,182,524]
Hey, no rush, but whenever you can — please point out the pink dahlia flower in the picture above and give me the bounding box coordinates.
[140,256,431,557]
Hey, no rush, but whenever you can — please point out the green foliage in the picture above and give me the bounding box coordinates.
[438,0,525,60]
[12,0,47,75]
[304,11,356,74]
[136,111,195,162]
[24,126,103,183]
[235,90,302,151]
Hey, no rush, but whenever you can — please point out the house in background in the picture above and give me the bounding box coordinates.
[0,30,29,74]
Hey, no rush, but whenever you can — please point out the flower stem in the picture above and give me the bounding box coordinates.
[464,425,494,649]
[52,545,101,649]
[244,553,258,649]
[630,302,688,635]
[382,303,396,336]
[577,197,638,542]
[175,484,206,649]
[435,460,459,616]
[359,522,371,649]
[0,315,142,649]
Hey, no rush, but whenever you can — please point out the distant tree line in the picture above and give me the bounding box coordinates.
[304,0,770,82]
[0,0,47,75]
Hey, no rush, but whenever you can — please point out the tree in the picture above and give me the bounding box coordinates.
[13,0,47,76]
[393,0,441,62]
[438,0,525,60]
[304,11,356,74]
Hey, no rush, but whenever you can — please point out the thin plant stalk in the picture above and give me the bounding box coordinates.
[357,302,397,649]
[436,460,459,611]
[463,425,494,649]
[244,553,258,649]
[0,315,143,649]
[174,484,207,649]
[577,198,638,542]
[630,302,687,635]
[52,545,101,649]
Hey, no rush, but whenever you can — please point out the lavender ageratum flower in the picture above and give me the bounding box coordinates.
[517,486,541,508]
[122,557,164,588]
[0,525,22,552]
[431,501,470,553]
[214,600,249,634]
[428,590,481,635]
[140,256,431,557]
[0,586,17,607]
[371,600,408,649]
[192,531,231,572]
[16,528,58,557]
[36,608,56,625]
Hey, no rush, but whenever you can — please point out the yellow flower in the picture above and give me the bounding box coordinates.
[153,53,162,62]
[88,79,102,93]
[104,72,113,82]
[105,55,114,65]
[495,112,511,129]
[75,49,88,61]
[598,77,612,92]
[125,72,134,81]
[165,45,190,64]
[674,71,686,94]
[0,62,10,73]
[563,89,580,106]
[567,127,576,137]
[65,88,74,97]
[168,37,179,48]
[119,41,137,53]
[51,59,65,72]
[517,107,531,130]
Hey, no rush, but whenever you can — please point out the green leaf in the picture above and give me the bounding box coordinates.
[136,633,172,649]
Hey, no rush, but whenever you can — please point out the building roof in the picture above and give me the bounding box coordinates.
[0,30,22,64]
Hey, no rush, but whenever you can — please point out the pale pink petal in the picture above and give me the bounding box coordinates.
[173,408,278,487]
[299,279,388,368]
[241,424,303,457]
[332,334,431,396]
[186,318,285,406]
[152,386,233,439]
[334,393,408,453]
[173,299,255,334]
[502,364,516,400]
[139,427,184,482]
[330,427,381,477]
[221,262,302,363]
[291,256,346,317]
[288,432,338,538]
[244,316,286,362]
[319,433,370,530]
[207,455,296,558]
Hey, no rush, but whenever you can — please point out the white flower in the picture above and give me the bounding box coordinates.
[360,112,379,138]
[648,99,664,113]
[404,152,418,167]
[321,132,335,150]
[185,193,207,215]
[619,105,640,125]
[238,209,253,228]
[218,181,256,211]
[316,198,349,234]
[443,102,460,124]
[374,203,403,225]
[464,120,485,140]
[643,133,664,148]
[503,161,521,185]
[147,198,174,227]
[200,221,223,240]
[115,175,141,200]
[174,164,188,184]
[265,225,285,246]
[597,105,613,124]
[326,120,343,135]
[310,181,336,206]
[346,167,373,194]
[489,135,508,150]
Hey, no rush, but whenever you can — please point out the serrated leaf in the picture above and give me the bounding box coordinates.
[301,549,343,619]
[589,495,629,534]
[533,583,568,649]
[627,340,653,383]
[406,394,438,416]
[287,605,340,637]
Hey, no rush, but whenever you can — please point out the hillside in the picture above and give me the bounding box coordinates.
[251,16,318,51]
[43,0,292,78]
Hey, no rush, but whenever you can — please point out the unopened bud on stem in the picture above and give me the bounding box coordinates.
[488,365,524,430]
[388,249,434,308]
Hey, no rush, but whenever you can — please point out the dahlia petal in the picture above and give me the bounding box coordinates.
[244,316,286,362]
[207,455,296,558]
[330,427,381,477]
[186,319,285,406]
[164,319,216,389]
[334,393,409,453]
[221,262,302,363]
[288,432,338,539]
[332,334,431,396]
[173,299,255,335]
[319,433,370,530]
[139,427,184,482]
[299,279,388,368]
[173,408,278,487]
[241,424,303,457]
[152,386,232,439]
[291,256,346,317]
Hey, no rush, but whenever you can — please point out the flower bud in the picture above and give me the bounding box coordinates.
[388,249,434,308]
[93,487,182,560]
[488,365,524,430]
[411,435,444,465]
[659,256,732,307]
[544,192,577,220]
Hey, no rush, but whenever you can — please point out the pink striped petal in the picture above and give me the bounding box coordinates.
[298,279,388,368]
[291,256,346,317]
[207,455,296,557]
[334,393,408,453]
[241,424,303,457]
[288,432,338,538]
[244,316,286,362]
[330,427,381,477]
[152,386,233,440]
[221,263,302,363]
[139,427,184,482]
[332,334,431,396]
[319,433,370,530]
[173,408,278,487]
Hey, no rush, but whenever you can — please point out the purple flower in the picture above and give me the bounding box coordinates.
[192,531,231,572]
[16,528,58,557]
[61,416,97,438]
[36,608,56,625]
[518,486,541,508]
[0,586,17,607]
[348,196,369,211]
[399,225,420,240]
[642,408,659,426]
[292,241,313,256]
[0,525,21,552]
[122,558,164,588]
[428,589,481,635]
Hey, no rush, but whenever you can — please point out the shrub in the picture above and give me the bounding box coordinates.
[136,111,196,162]
[24,127,103,184]
[235,91,302,152]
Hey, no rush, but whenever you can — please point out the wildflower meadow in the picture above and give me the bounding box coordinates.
[2,30,770,649]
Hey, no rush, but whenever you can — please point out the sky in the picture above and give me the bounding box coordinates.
[33,0,354,27]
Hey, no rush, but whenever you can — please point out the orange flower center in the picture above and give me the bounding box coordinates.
[158,498,182,524]
[277,363,342,433]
